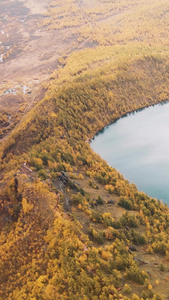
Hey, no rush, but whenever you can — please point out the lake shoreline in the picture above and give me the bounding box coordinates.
[91,98,169,142]
[91,99,169,204]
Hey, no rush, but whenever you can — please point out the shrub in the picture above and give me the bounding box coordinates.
[71,193,84,205]
[118,197,132,210]
[89,227,104,244]
[97,195,104,205]
[141,289,154,299]
[131,229,147,245]
[89,180,99,189]
[159,263,165,272]
[61,152,75,165]
[152,241,167,255]
[104,227,120,240]
[111,221,122,229]
[40,153,51,165]
[120,213,139,228]
[90,210,103,223]
[22,198,34,214]
[78,173,84,180]
[125,265,148,285]
[103,214,114,227]
[123,283,131,294]
[56,163,66,172]
[32,157,43,170]
[38,169,47,180]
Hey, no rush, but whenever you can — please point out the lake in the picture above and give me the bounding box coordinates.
[90,102,169,204]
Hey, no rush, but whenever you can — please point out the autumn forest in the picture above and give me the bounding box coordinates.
[1,0,169,299]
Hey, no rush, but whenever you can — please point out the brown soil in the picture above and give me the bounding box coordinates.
[0,0,80,138]
[0,0,139,140]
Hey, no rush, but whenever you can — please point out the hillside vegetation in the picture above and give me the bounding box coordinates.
[1,0,169,299]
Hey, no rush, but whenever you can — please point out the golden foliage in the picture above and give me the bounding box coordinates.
[22,197,34,214]
[1,1,169,299]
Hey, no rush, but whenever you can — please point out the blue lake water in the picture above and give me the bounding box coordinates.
[90,102,169,204]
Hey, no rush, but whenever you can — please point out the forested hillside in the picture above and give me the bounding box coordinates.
[1,0,169,299]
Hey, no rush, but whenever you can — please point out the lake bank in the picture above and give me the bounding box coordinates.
[91,101,169,204]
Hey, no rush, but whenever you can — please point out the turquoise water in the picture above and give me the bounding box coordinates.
[90,102,169,204]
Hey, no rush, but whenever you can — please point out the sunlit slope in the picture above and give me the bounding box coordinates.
[1,46,169,159]
[39,0,169,48]
[1,0,169,299]
[1,48,169,299]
